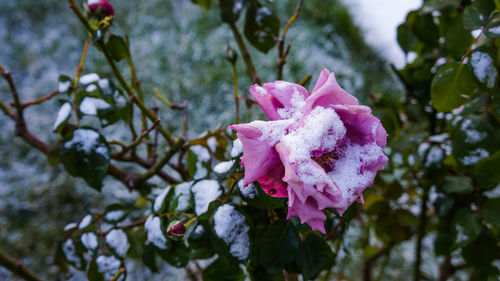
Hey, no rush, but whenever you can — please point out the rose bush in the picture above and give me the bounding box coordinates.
[231,69,388,233]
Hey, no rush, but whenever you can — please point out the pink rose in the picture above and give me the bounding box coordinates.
[230,69,388,233]
[86,0,114,18]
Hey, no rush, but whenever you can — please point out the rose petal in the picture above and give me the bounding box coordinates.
[303,69,359,114]
[331,105,387,147]
[256,164,288,198]
[249,82,309,121]
[230,124,282,186]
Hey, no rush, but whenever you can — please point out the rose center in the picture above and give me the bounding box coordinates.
[312,150,338,173]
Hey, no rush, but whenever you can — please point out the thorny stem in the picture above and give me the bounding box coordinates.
[0,249,45,281]
[131,95,175,144]
[228,22,261,85]
[276,0,304,80]
[232,64,240,123]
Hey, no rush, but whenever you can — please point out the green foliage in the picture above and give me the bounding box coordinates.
[244,4,280,53]
[430,62,477,112]
[61,128,110,190]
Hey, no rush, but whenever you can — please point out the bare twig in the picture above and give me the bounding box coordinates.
[136,138,185,185]
[228,22,261,85]
[362,243,393,281]
[115,119,161,157]
[276,0,304,80]
[0,249,45,281]
[21,90,59,108]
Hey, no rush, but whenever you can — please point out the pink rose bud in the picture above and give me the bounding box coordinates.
[166,221,185,237]
[230,69,388,233]
[86,0,114,18]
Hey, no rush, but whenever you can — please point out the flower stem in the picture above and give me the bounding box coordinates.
[232,64,240,123]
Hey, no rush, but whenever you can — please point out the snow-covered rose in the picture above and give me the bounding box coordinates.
[230,69,388,233]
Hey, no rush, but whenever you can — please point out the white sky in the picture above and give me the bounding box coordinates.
[342,0,422,67]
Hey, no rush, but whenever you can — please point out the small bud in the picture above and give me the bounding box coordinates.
[87,0,114,18]
[166,220,185,240]
[226,45,238,65]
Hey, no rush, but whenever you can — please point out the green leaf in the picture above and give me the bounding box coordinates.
[61,128,110,191]
[190,0,212,9]
[106,35,130,62]
[443,15,473,60]
[482,198,500,226]
[476,150,500,184]
[202,258,246,281]
[259,220,301,272]
[442,176,473,194]
[430,62,477,112]
[462,6,483,30]
[462,231,498,267]
[187,150,198,178]
[220,0,245,23]
[295,234,335,280]
[158,241,189,267]
[451,116,500,169]
[452,208,482,249]
[141,244,158,273]
[397,23,417,53]
[244,5,280,53]
[422,0,461,11]
[412,14,439,47]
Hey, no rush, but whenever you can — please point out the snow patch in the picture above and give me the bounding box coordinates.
[231,138,243,158]
[81,232,98,251]
[191,180,221,215]
[238,180,257,199]
[58,80,71,92]
[64,129,109,159]
[104,210,125,222]
[190,145,210,162]
[63,222,77,231]
[63,239,82,268]
[144,215,168,249]
[213,205,250,260]
[462,148,489,165]
[79,214,92,230]
[106,229,130,257]
[53,103,72,130]
[96,255,123,281]
[79,73,99,84]
[154,186,170,213]
[174,181,192,211]
[80,97,111,115]
[214,160,234,174]
[470,51,497,88]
